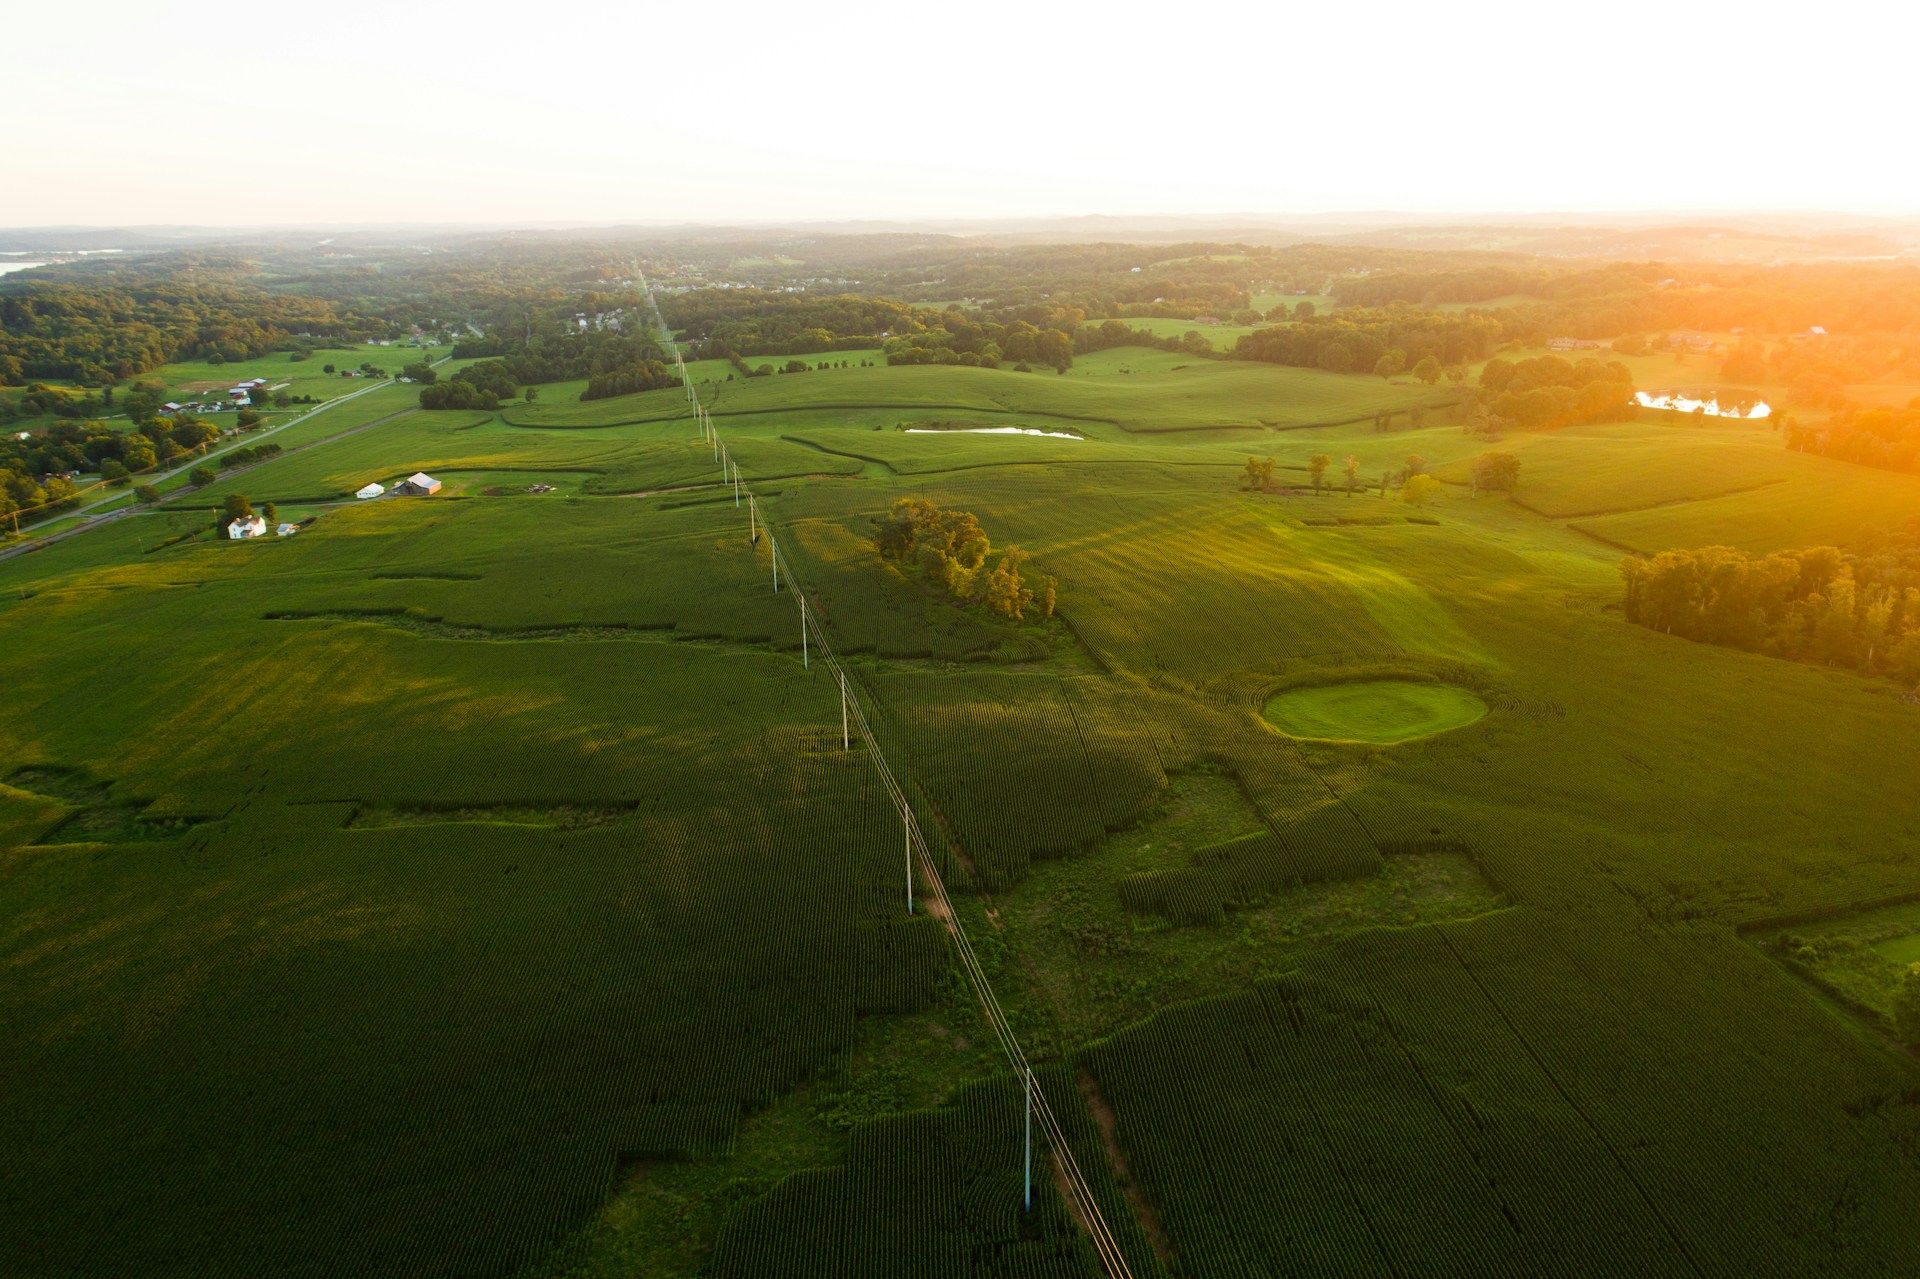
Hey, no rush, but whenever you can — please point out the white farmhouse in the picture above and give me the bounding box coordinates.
[227,514,267,539]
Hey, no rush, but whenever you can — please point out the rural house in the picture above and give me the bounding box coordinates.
[393,472,442,496]
[227,514,266,539]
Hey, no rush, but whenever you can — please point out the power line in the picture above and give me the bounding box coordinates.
[639,266,1136,1279]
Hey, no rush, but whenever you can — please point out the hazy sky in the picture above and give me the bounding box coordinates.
[5,0,1912,226]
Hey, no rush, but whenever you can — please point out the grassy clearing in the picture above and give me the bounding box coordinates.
[146,341,451,406]
[1261,679,1489,743]
[506,349,1446,434]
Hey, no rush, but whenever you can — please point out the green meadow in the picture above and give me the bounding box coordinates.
[3,343,1919,1277]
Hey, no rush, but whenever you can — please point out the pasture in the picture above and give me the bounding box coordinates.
[4,344,1920,1277]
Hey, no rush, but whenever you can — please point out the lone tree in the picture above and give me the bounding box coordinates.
[1242,456,1275,491]
[1308,453,1332,493]
[1343,455,1361,495]
[1471,451,1522,496]
[188,465,217,487]
[219,493,253,536]
[1374,349,1407,380]
[1412,355,1443,385]
[1401,474,1445,506]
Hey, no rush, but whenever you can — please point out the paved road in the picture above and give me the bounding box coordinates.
[0,359,446,563]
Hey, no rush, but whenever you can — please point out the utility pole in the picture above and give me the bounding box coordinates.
[1024,1068,1033,1213]
[904,806,914,915]
[800,595,808,669]
[840,670,849,750]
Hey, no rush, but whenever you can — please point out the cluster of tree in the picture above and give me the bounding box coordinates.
[870,497,1055,621]
[582,360,679,400]
[221,441,283,470]
[451,325,666,387]
[1786,401,1920,474]
[0,408,238,529]
[1620,534,1920,685]
[1233,305,1504,375]
[1479,355,1635,430]
[419,360,517,410]
[882,308,1081,371]
[1471,452,1521,493]
[664,290,923,357]
[0,384,108,421]
[0,264,372,385]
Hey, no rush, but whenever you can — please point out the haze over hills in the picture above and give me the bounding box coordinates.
[8,210,1920,262]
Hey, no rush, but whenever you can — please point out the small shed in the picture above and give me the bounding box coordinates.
[393,472,442,496]
[276,523,299,537]
[355,482,385,500]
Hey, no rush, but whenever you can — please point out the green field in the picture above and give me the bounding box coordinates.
[5,332,1920,1278]
[1261,679,1489,743]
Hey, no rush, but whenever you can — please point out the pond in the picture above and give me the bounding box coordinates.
[1635,390,1772,419]
[903,425,1082,439]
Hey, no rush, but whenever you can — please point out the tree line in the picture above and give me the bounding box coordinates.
[1620,533,1920,686]
[1232,305,1505,375]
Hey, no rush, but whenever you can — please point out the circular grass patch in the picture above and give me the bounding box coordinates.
[1261,680,1488,744]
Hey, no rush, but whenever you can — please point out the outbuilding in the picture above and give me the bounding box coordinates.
[276,523,299,537]
[355,482,385,500]
[393,472,442,496]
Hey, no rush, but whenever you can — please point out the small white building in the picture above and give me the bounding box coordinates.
[227,514,267,539]
[276,523,299,537]
[355,482,385,500]
[162,401,183,414]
